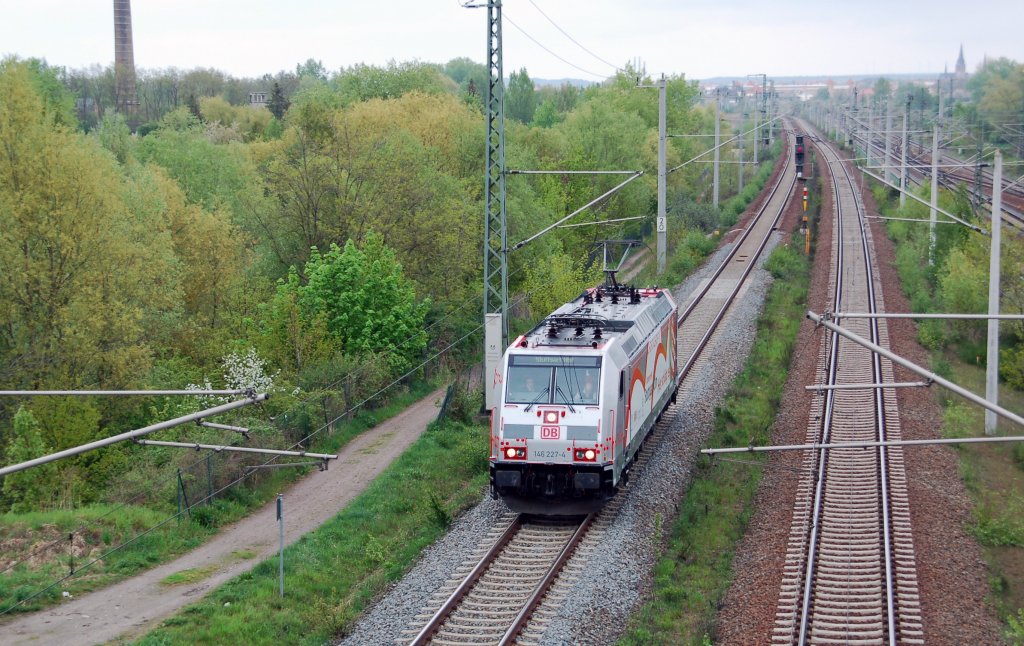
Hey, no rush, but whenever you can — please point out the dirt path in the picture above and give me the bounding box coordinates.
[3,387,446,645]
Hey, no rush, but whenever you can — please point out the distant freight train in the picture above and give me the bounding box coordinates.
[490,278,679,514]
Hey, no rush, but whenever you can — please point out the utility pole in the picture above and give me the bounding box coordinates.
[850,86,858,152]
[865,102,873,168]
[986,151,1003,435]
[738,113,745,193]
[748,74,765,165]
[884,95,893,184]
[933,83,946,260]
[477,0,507,411]
[900,95,912,209]
[929,121,939,264]
[636,74,667,273]
[761,75,768,150]
[657,74,667,274]
[713,89,721,208]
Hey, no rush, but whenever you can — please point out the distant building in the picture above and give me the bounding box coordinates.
[249,92,268,108]
[954,44,967,80]
[951,44,970,100]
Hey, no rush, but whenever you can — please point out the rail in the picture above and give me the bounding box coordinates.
[675,125,796,384]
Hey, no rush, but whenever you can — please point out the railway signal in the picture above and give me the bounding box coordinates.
[801,186,809,254]
[795,135,805,179]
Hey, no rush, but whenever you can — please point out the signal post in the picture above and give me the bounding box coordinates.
[795,135,809,253]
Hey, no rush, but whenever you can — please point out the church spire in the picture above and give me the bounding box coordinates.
[955,44,966,77]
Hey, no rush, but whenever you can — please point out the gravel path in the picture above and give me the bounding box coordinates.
[339,233,782,645]
[1,388,446,646]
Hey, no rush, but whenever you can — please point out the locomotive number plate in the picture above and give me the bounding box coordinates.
[529,448,569,461]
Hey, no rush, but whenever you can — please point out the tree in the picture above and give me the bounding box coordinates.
[299,233,429,374]
[872,77,893,106]
[506,68,537,124]
[268,81,290,119]
[296,58,329,82]
[533,98,561,128]
[523,251,599,320]
[0,60,179,388]
[332,62,455,104]
[2,407,57,512]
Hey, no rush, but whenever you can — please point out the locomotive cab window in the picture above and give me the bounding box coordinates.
[506,355,601,406]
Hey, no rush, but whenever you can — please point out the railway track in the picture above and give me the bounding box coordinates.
[840,116,1024,227]
[399,128,800,646]
[676,121,799,378]
[402,437,663,646]
[772,119,923,645]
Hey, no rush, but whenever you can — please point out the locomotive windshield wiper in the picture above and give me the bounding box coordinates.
[524,386,549,412]
[555,386,577,413]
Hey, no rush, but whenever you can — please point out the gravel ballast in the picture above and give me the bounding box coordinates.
[715,132,1004,645]
[339,234,783,645]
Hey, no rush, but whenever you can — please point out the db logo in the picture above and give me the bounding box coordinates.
[541,426,560,439]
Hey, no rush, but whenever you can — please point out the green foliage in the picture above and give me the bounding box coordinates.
[137,419,488,645]
[255,91,482,298]
[968,58,1024,128]
[267,81,290,120]
[972,502,1024,547]
[135,108,258,218]
[943,402,975,439]
[331,61,455,105]
[507,68,537,124]
[620,236,809,644]
[2,408,57,512]
[874,165,1024,379]
[198,96,272,142]
[1003,345,1024,391]
[427,491,452,529]
[1007,608,1024,644]
[1013,441,1024,472]
[1,57,77,128]
[0,503,213,613]
[94,112,134,164]
[0,59,180,389]
[270,233,429,375]
[533,99,561,128]
[522,252,600,321]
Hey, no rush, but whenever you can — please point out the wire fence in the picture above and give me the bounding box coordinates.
[0,230,608,617]
[0,321,485,617]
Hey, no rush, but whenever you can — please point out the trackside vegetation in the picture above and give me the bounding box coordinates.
[619,236,811,644]
[868,177,1024,641]
[134,416,488,645]
[0,382,435,615]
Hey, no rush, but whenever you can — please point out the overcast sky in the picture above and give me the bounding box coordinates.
[2,0,1021,82]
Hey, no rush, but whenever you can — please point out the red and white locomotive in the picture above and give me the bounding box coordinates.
[490,279,679,514]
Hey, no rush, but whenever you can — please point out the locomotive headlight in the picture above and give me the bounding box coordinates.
[584,449,596,460]
[544,411,558,424]
[506,447,517,459]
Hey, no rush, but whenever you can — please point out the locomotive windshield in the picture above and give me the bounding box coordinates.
[505,355,601,405]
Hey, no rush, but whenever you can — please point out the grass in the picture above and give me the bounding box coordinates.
[868,173,1024,641]
[134,417,489,645]
[160,565,221,587]
[618,237,811,644]
[0,380,440,618]
[0,504,214,614]
[938,362,1024,638]
[159,551,257,587]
